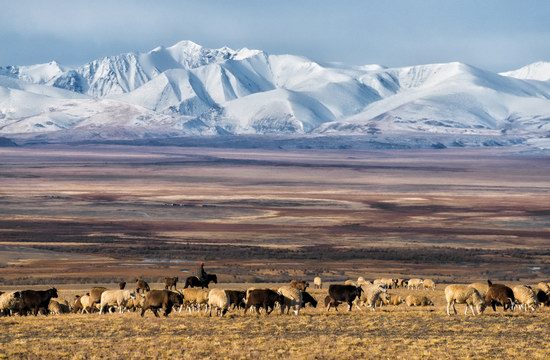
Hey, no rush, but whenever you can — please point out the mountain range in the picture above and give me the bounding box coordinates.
[1,40,549,146]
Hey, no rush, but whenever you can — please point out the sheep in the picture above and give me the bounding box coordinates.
[357,277,372,286]
[125,294,145,312]
[407,279,423,290]
[0,291,21,316]
[405,294,434,307]
[278,285,303,315]
[513,285,538,312]
[444,285,486,316]
[48,300,70,315]
[313,277,322,289]
[73,294,92,313]
[537,282,550,294]
[344,280,357,286]
[375,292,391,307]
[355,283,386,311]
[373,278,393,289]
[208,289,231,317]
[99,290,136,314]
[141,290,183,317]
[88,287,107,312]
[469,282,489,298]
[135,278,150,294]
[485,280,516,312]
[324,295,341,311]
[388,294,404,306]
[181,288,209,312]
[423,279,436,291]
[396,279,408,288]
[289,280,309,291]
[536,289,550,307]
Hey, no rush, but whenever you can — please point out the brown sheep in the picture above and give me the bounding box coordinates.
[324,295,341,311]
[164,277,179,290]
[135,278,151,294]
[88,287,107,312]
[485,280,516,312]
[290,280,309,291]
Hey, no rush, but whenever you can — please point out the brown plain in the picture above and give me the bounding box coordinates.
[0,145,548,284]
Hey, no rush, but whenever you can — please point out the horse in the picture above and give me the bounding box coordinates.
[183,274,218,289]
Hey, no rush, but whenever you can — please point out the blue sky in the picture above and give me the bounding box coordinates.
[1,0,549,71]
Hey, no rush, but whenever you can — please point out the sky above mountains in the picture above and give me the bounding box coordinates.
[1,0,549,71]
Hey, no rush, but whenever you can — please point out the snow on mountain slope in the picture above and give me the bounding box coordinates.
[222,88,336,133]
[50,40,258,97]
[317,63,550,135]
[1,40,550,143]
[0,75,199,138]
[115,51,381,131]
[0,61,66,84]
[501,61,550,81]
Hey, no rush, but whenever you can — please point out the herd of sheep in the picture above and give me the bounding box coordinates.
[1,277,549,318]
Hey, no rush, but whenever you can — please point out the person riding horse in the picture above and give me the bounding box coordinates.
[197,262,207,283]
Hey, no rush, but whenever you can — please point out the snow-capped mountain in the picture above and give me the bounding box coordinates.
[500,61,550,82]
[0,61,66,84]
[1,40,549,144]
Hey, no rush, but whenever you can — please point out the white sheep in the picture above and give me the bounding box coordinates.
[355,283,386,311]
[181,288,209,312]
[373,278,393,289]
[278,285,302,315]
[99,290,135,314]
[48,300,70,315]
[407,278,423,290]
[513,285,538,312]
[423,279,436,291]
[445,285,486,316]
[469,282,489,297]
[405,294,433,307]
[208,289,230,317]
[0,291,20,316]
[313,277,322,289]
[79,294,92,313]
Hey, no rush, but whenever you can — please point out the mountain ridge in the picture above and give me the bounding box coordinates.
[0,40,549,145]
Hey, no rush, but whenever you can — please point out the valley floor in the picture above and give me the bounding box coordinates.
[0,145,548,284]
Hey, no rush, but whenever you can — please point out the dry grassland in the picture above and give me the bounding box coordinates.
[0,285,548,359]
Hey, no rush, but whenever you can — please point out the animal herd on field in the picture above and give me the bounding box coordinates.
[1,275,549,318]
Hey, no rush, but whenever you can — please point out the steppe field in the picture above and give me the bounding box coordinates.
[0,144,549,358]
